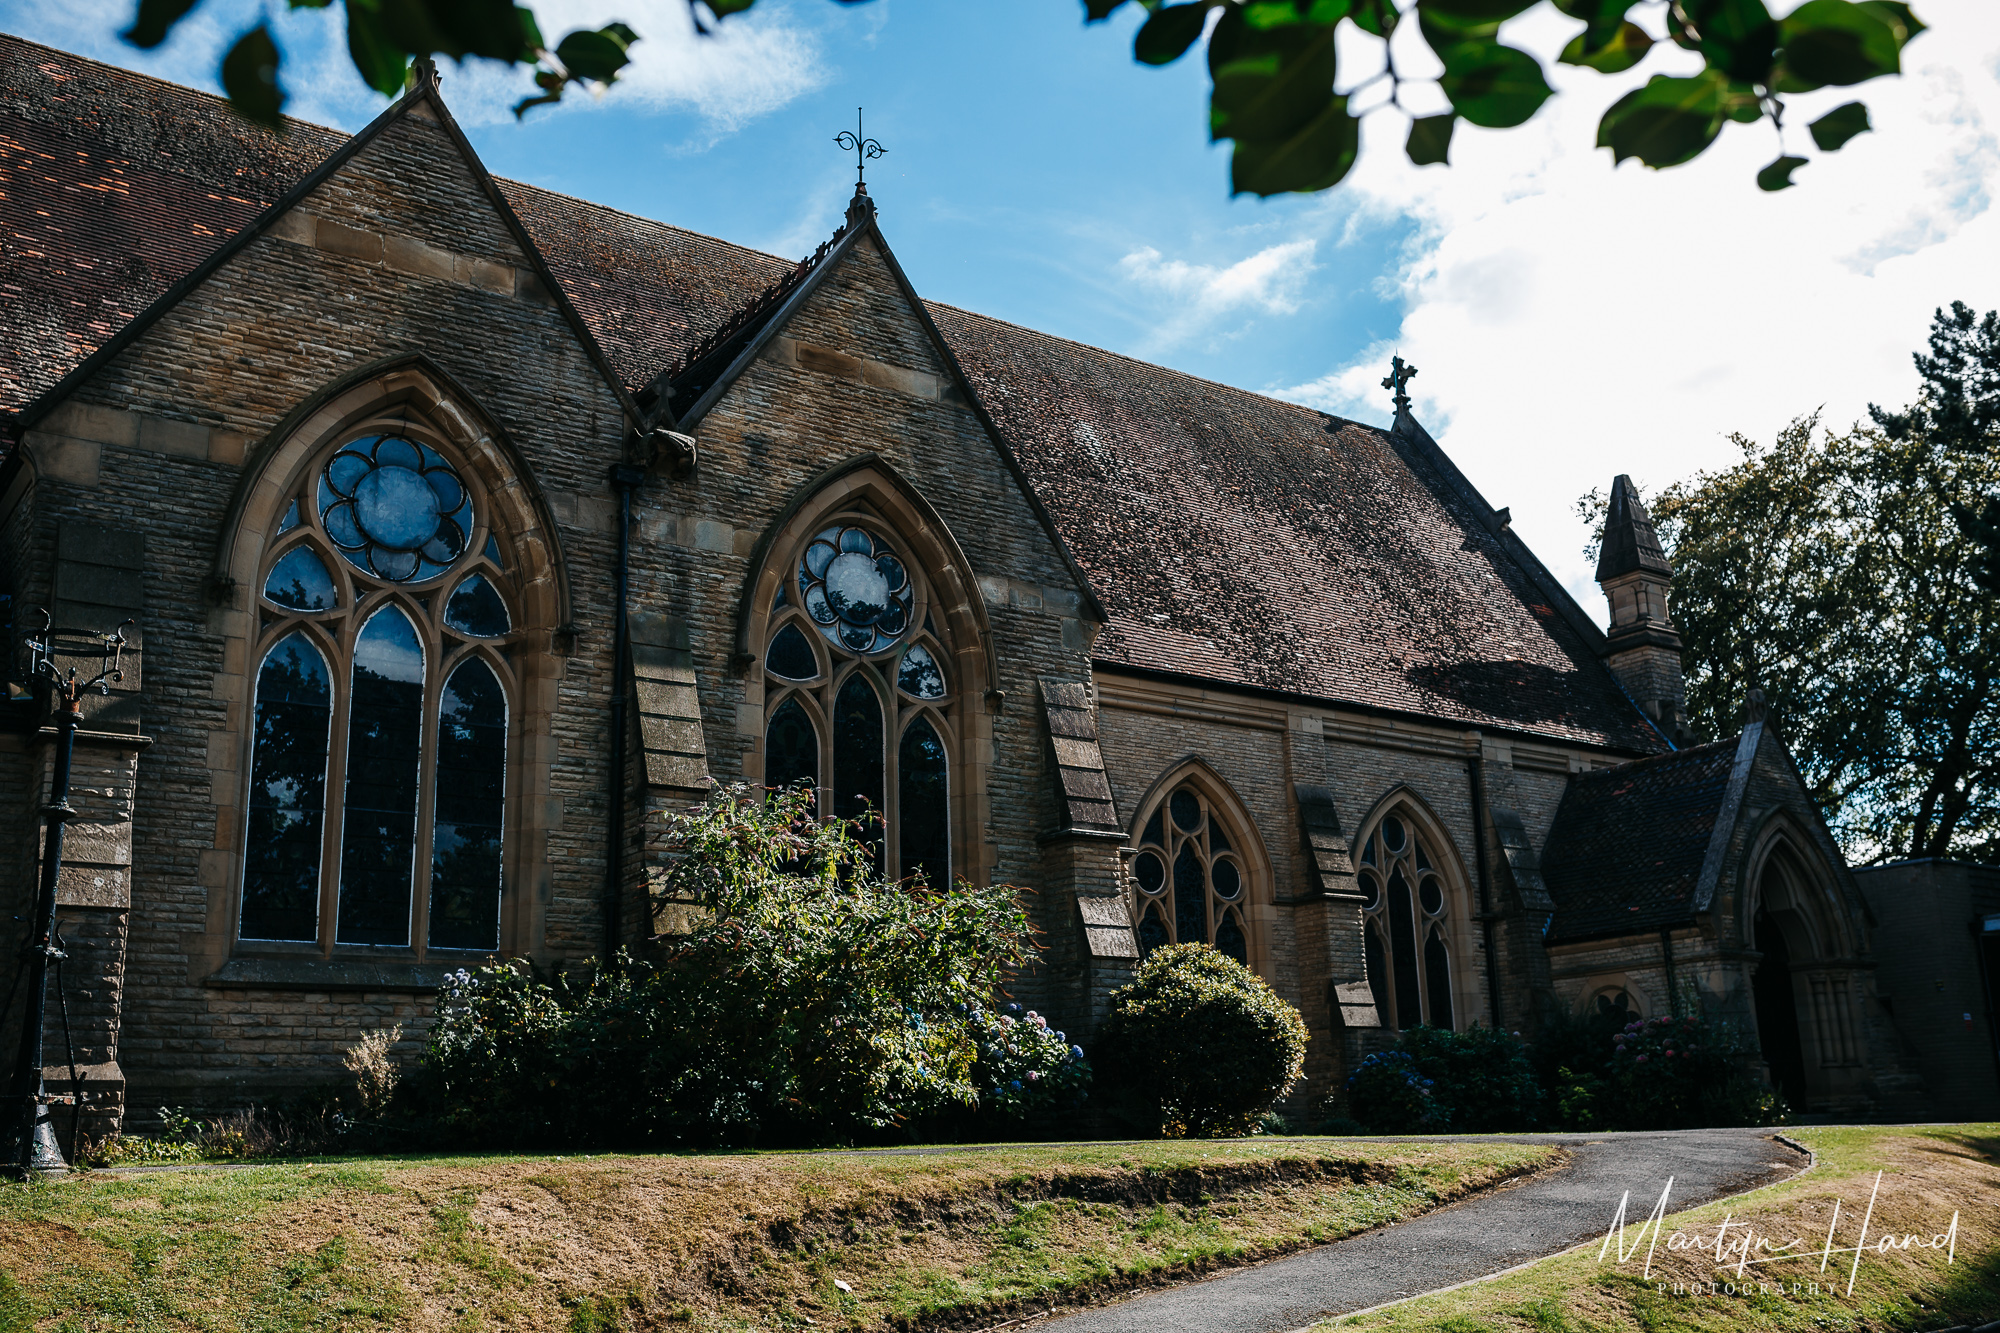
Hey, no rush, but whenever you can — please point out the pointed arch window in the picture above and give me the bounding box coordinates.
[1357,813,1455,1030]
[239,431,519,955]
[761,520,957,884]
[1129,784,1251,965]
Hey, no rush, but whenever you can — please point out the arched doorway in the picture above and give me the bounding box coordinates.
[1751,911,1808,1106]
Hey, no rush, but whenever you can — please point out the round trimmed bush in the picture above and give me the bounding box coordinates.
[1099,943,1308,1138]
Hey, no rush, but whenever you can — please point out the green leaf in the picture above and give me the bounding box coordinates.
[1418,0,1536,22]
[1437,41,1553,128]
[1778,0,1901,88]
[1756,154,1807,189]
[517,7,546,51]
[1245,0,1351,28]
[123,0,200,49]
[1406,113,1455,165]
[1083,0,1130,20]
[221,24,285,129]
[1809,98,1871,149]
[1551,0,1635,19]
[1854,0,1925,44]
[347,0,411,97]
[1207,8,1340,143]
[1596,71,1726,167]
[1559,19,1653,72]
[707,0,759,13]
[555,26,636,81]
[1720,79,1763,120]
[287,0,335,10]
[1135,3,1212,65]
[1231,94,1359,194]
[1680,0,1778,81]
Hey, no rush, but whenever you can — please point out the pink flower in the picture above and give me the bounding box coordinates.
[1636,1054,1649,1064]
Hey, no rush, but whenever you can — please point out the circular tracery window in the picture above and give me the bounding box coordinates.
[318,434,472,582]
[799,525,912,654]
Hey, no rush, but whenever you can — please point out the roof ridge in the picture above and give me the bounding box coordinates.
[926,299,1394,435]
[1576,735,1741,778]
[661,224,847,386]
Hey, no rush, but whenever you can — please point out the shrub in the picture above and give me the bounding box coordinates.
[1606,1013,1786,1130]
[411,785,1053,1149]
[967,1002,1092,1123]
[1396,1024,1541,1132]
[1344,1050,1447,1133]
[1099,943,1308,1138]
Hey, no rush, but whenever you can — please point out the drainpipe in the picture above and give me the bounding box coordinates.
[1661,928,1681,1017]
[1466,742,1502,1030]
[603,463,645,965]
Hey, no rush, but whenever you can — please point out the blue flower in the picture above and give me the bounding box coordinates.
[1070,1045,1085,1061]
[1009,1079,1022,1091]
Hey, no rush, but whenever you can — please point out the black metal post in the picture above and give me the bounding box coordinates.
[6,613,126,1181]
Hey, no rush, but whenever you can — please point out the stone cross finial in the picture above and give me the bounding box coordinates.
[834,107,885,195]
[1381,355,1418,412]
[1744,688,1768,725]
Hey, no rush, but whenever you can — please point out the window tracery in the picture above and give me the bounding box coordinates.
[761,520,953,886]
[1357,812,1455,1030]
[1130,784,1250,965]
[240,430,516,954]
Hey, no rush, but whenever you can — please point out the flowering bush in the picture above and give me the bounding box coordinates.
[968,1002,1091,1121]
[1344,1050,1447,1133]
[413,785,1047,1149]
[1387,1024,1541,1132]
[1606,1013,1784,1129]
[1099,943,1308,1138]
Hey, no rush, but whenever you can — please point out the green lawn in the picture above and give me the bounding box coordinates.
[1319,1125,2000,1333]
[0,1137,1554,1332]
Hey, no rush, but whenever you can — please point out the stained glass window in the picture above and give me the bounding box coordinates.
[897,644,946,698]
[1356,814,1454,1029]
[429,658,506,951]
[1130,783,1248,964]
[318,434,472,583]
[798,526,912,654]
[898,717,949,885]
[766,697,819,800]
[832,675,884,865]
[336,606,425,945]
[444,573,510,637]
[264,546,337,611]
[766,624,820,681]
[765,515,958,883]
[241,634,332,941]
[242,430,519,960]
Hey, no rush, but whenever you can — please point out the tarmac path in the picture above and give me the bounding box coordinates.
[1037,1127,1810,1333]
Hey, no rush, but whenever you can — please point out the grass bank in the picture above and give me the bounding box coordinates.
[1321,1124,2000,1332]
[0,1137,1553,1332]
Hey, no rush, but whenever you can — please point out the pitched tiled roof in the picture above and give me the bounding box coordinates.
[0,36,343,412]
[930,307,1661,750]
[1541,738,1742,944]
[0,36,1666,752]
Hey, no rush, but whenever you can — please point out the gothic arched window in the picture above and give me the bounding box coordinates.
[1130,784,1250,965]
[762,522,954,885]
[240,431,516,954]
[1357,812,1455,1030]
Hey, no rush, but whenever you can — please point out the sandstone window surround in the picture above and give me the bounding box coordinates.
[737,459,998,888]
[209,364,571,981]
[1124,762,1273,974]
[1355,805,1466,1031]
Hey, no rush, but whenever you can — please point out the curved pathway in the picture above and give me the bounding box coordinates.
[1040,1127,1809,1333]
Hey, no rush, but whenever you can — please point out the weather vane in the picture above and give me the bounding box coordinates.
[1382,355,1418,412]
[834,108,885,193]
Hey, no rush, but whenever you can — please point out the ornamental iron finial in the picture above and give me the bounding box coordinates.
[1382,355,1418,412]
[834,107,885,194]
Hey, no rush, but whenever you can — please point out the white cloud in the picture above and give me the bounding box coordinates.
[1119,237,1320,350]
[1273,0,2000,619]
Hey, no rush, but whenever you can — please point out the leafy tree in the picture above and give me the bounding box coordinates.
[131,0,1926,198]
[1870,302,2000,594]
[1578,318,2000,861]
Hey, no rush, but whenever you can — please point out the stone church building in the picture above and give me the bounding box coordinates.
[0,37,1926,1138]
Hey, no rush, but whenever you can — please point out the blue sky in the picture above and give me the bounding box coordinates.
[7,0,2000,610]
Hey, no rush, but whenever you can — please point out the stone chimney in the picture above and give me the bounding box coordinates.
[1595,475,1686,739]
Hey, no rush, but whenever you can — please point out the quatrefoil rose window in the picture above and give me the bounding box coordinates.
[799,525,912,654]
[318,434,472,582]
